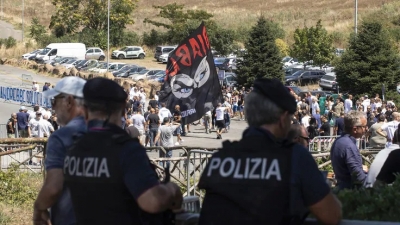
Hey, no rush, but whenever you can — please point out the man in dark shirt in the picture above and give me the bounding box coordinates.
[173,105,183,145]
[16,106,29,137]
[319,115,330,136]
[148,95,158,109]
[334,112,345,136]
[331,110,368,190]
[7,113,17,138]
[131,96,140,113]
[147,108,160,147]
[43,82,49,92]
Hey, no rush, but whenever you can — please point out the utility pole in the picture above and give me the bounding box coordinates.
[354,0,358,34]
[22,0,24,41]
[106,0,110,72]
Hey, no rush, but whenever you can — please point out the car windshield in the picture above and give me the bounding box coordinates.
[76,60,87,66]
[64,59,76,64]
[119,47,128,51]
[322,75,336,81]
[119,66,132,72]
[138,69,149,75]
[214,58,226,63]
[39,48,51,55]
[97,63,107,69]
[290,70,304,77]
[154,71,166,76]
[30,50,40,54]
[282,57,292,63]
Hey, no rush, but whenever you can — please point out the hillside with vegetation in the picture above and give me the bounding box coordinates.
[1,0,400,48]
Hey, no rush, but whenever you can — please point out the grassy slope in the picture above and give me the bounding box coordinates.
[1,0,400,45]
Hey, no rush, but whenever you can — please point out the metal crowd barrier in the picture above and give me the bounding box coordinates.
[309,135,367,152]
[0,143,44,172]
[185,150,215,198]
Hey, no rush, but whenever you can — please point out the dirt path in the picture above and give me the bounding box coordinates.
[0,20,22,41]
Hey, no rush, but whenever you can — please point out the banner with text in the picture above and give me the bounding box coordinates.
[0,86,51,108]
[158,22,223,124]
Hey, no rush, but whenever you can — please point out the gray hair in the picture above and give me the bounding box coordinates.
[344,110,366,133]
[244,91,284,126]
[287,124,303,141]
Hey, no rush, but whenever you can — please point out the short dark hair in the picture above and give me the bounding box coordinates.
[378,114,386,122]
[287,124,303,141]
[161,103,166,107]
[34,106,40,112]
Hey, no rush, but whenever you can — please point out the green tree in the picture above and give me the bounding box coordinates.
[291,20,335,67]
[334,21,400,97]
[49,0,137,40]
[236,16,284,87]
[29,18,46,41]
[144,3,213,44]
[144,3,235,55]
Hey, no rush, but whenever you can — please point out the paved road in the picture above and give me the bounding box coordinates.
[0,20,22,41]
[0,64,246,148]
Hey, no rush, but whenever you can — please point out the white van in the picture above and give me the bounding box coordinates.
[35,43,86,62]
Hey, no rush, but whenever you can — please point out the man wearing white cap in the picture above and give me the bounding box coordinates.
[34,76,86,225]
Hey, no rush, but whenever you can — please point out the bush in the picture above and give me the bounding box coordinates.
[337,177,400,221]
[4,37,17,49]
[121,31,141,46]
[142,29,166,47]
[0,164,38,206]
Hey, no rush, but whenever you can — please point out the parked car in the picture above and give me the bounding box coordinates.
[157,75,166,83]
[22,49,43,60]
[223,72,237,87]
[285,70,326,86]
[85,47,105,61]
[219,58,237,71]
[112,46,146,59]
[95,63,126,73]
[51,57,78,66]
[158,52,173,63]
[147,70,166,81]
[214,57,227,69]
[87,62,107,72]
[286,86,303,95]
[319,72,338,91]
[76,60,98,71]
[114,66,146,78]
[132,69,163,81]
[154,46,176,61]
[61,59,80,69]
[282,56,299,67]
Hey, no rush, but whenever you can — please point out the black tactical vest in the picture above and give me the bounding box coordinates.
[198,135,293,225]
[64,126,144,225]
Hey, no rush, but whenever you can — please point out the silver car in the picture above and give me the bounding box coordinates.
[319,72,338,91]
[86,47,106,61]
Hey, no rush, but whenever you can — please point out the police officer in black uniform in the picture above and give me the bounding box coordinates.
[198,78,342,225]
[64,77,182,225]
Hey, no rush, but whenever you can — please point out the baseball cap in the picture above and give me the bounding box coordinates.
[83,77,127,103]
[43,77,86,99]
[364,95,368,98]
[20,106,26,110]
[252,78,297,114]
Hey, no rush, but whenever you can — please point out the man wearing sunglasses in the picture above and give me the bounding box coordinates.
[287,124,310,148]
[34,76,87,225]
[331,110,368,191]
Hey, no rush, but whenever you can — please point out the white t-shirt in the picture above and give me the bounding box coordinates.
[301,115,310,128]
[32,84,39,92]
[344,99,353,113]
[216,107,226,121]
[158,107,172,123]
[362,99,370,113]
[39,120,54,137]
[155,95,159,101]
[158,125,178,147]
[205,111,212,117]
[131,114,146,131]
[28,118,42,137]
[381,120,400,141]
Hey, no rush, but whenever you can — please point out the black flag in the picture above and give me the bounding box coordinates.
[159,22,223,124]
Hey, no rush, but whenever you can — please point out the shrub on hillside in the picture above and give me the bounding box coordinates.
[4,37,17,49]
[0,164,37,206]
[142,29,167,47]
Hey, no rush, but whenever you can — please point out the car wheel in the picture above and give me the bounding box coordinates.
[289,81,296,86]
[99,56,105,61]
[118,54,125,59]
[139,54,145,59]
